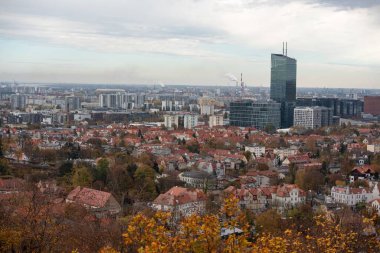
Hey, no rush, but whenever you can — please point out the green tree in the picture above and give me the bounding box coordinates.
[72,165,93,187]
[95,158,109,184]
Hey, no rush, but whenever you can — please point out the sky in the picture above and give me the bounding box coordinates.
[0,0,380,88]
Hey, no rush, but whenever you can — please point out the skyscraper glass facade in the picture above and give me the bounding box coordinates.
[270,54,297,128]
[229,100,281,129]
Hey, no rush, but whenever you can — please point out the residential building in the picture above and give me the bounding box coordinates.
[151,186,207,221]
[229,100,281,129]
[66,186,122,218]
[272,184,306,211]
[65,96,81,111]
[183,114,198,129]
[245,145,265,157]
[330,184,379,206]
[164,114,179,129]
[209,115,224,128]
[10,94,27,110]
[293,106,332,129]
[367,144,380,153]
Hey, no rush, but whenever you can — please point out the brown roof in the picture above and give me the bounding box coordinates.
[153,186,206,206]
[0,178,25,191]
[66,186,112,208]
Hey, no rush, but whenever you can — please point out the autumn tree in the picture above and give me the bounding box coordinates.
[295,168,325,191]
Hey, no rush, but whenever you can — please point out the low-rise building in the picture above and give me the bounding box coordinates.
[151,186,207,221]
[66,186,121,218]
[330,184,380,206]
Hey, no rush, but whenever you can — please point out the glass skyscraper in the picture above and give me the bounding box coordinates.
[270,53,297,128]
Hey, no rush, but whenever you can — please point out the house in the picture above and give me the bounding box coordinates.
[224,186,270,213]
[369,199,380,215]
[66,186,121,218]
[330,184,380,206]
[0,178,25,194]
[151,186,207,221]
[349,165,378,183]
[272,184,306,212]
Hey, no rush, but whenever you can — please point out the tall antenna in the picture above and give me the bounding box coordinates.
[282,42,284,55]
[286,42,288,56]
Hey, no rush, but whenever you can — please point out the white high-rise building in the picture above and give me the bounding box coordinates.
[164,115,179,129]
[293,106,332,129]
[184,114,198,129]
[99,92,126,109]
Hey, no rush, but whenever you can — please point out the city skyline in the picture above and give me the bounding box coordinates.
[1,0,380,88]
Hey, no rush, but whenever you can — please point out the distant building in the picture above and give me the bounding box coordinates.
[229,100,280,129]
[10,94,27,110]
[296,97,363,118]
[66,186,121,218]
[200,104,214,115]
[245,145,265,157]
[367,144,380,154]
[151,186,207,221]
[364,96,380,116]
[99,92,126,109]
[183,114,198,129]
[270,49,297,128]
[164,114,179,129]
[293,106,332,129]
[179,171,217,190]
[65,96,81,112]
[209,115,224,128]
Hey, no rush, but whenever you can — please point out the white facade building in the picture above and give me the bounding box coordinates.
[209,115,224,128]
[367,144,380,154]
[330,184,380,206]
[164,115,179,129]
[245,145,266,157]
[184,114,198,129]
[151,186,207,221]
[293,106,332,129]
[200,104,214,115]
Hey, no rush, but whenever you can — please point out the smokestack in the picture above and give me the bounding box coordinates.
[282,42,284,55]
[286,42,288,56]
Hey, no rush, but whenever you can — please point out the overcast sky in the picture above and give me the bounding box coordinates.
[1,0,379,88]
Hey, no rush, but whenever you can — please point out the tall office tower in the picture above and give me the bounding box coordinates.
[65,96,81,112]
[10,94,27,110]
[229,100,281,130]
[293,106,332,129]
[270,43,297,128]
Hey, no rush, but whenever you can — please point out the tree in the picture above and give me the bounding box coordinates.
[94,158,109,184]
[72,165,93,187]
[255,209,282,234]
[295,169,324,191]
[243,151,252,162]
[0,158,9,175]
[133,164,157,201]
[256,163,269,171]
[58,161,73,176]
[264,124,276,134]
